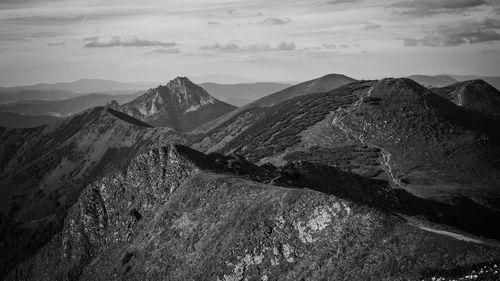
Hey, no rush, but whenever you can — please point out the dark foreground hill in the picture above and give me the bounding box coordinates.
[5,145,500,281]
[0,107,191,277]
[111,77,236,131]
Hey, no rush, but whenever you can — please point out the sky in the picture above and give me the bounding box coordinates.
[0,0,499,86]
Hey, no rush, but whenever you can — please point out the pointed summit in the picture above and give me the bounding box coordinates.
[111,77,236,131]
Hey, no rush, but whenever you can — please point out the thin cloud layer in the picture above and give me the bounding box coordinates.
[199,41,296,52]
[392,0,491,15]
[258,17,291,25]
[84,36,177,48]
[403,18,500,46]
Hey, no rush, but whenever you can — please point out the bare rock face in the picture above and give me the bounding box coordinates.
[111,77,237,131]
[7,145,500,281]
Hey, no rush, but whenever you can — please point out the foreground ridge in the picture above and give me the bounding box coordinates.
[6,145,500,280]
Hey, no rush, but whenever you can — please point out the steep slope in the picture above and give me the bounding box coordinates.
[193,74,357,133]
[199,82,291,106]
[113,77,236,131]
[0,112,62,128]
[194,79,500,216]
[432,79,500,117]
[406,75,458,88]
[6,145,500,280]
[0,108,190,277]
[0,92,143,117]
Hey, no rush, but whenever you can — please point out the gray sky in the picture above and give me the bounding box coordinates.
[0,0,499,86]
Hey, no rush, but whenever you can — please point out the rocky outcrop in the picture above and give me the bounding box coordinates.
[6,145,500,281]
[111,77,236,131]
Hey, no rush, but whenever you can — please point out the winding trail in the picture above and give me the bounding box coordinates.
[330,83,402,186]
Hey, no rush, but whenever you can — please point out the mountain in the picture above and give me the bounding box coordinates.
[450,75,500,91]
[194,78,500,234]
[0,106,191,277]
[432,80,500,118]
[199,82,291,106]
[0,79,149,94]
[406,75,458,88]
[0,90,80,104]
[2,76,500,280]
[0,92,144,117]
[0,112,63,128]
[5,144,500,280]
[193,73,357,133]
[190,73,263,84]
[112,77,237,131]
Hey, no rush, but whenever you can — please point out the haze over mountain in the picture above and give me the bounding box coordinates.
[0,79,152,94]
[451,75,500,91]
[0,92,143,117]
[0,112,62,128]
[406,75,458,88]
[0,90,80,104]
[110,77,236,131]
[199,82,291,106]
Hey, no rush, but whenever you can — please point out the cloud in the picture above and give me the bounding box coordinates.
[326,0,360,4]
[323,44,337,49]
[363,24,382,30]
[199,41,296,52]
[402,18,500,46]
[48,42,64,46]
[150,48,180,54]
[391,0,491,15]
[258,17,291,25]
[83,36,177,48]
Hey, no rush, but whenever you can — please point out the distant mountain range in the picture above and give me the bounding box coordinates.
[405,75,458,88]
[0,79,152,94]
[199,82,291,106]
[0,92,143,117]
[405,74,500,91]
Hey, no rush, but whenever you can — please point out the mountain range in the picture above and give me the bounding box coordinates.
[1,74,500,280]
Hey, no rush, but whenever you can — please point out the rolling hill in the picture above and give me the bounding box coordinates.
[432,79,500,118]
